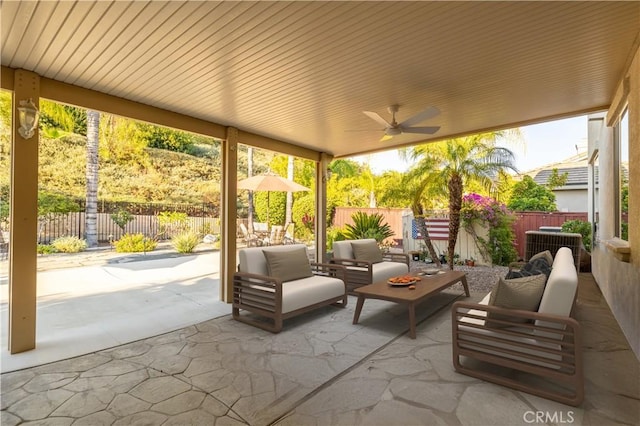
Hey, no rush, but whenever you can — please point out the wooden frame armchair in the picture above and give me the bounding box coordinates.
[451,247,583,406]
[331,239,410,293]
[331,252,411,291]
[233,245,347,333]
[452,302,583,406]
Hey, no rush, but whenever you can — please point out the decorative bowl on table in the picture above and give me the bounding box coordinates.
[387,275,418,286]
[422,268,441,275]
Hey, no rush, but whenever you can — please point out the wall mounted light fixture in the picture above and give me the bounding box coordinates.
[18,98,40,139]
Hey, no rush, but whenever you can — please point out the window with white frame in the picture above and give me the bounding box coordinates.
[590,150,599,241]
[615,108,629,241]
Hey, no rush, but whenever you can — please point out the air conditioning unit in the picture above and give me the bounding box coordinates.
[525,231,582,272]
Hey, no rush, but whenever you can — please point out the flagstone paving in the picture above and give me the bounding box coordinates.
[2,275,639,426]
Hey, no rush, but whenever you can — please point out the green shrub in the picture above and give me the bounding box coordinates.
[51,236,87,253]
[343,211,394,242]
[198,221,217,235]
[114,233,157,253]
[461,193,518,266]
[37,244,57,254]
[172,231,200,253]
[507,175,557,212]
[157,211,189,238]
[110,208,134,232]
[327,226,347,250]
[561,219,592,252]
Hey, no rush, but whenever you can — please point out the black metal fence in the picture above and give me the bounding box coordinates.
[38,200,219,244]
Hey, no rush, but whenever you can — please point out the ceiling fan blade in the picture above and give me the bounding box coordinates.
[401,126,441,135]
[363,111,391,128]
[399,106,440,128]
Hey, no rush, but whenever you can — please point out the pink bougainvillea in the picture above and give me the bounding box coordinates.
[461,193,510,228]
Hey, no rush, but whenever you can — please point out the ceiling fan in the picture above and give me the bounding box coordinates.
[348,104,441,142]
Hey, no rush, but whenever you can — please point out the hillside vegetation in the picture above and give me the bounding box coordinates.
[4,134,223,205]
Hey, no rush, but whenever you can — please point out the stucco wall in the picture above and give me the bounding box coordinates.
[555,189,588,212]
[591,44,640,360]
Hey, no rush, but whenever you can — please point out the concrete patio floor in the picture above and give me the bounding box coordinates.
[1,273,638,425]
[1,249,227,373]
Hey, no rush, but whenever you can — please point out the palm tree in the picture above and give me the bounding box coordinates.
[285,155,294,224]
[406,133,517,269]
[400,157,443,267]
[85,110,100,248]
[247,146,254,232]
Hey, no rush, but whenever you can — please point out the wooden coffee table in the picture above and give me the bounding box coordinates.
[352,271,469,339]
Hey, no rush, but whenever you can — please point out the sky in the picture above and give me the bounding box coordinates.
[354,115,589,175]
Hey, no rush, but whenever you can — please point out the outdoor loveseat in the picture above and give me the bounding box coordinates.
[233,244,347,333]
[331,239,410,294]
[452,246,583,406]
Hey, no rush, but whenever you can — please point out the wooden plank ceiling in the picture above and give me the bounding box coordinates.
[2,1,639,158]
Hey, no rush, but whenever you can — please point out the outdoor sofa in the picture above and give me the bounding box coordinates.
[331,239,410,294]
[233,244,347,332]
[452,246,583,406]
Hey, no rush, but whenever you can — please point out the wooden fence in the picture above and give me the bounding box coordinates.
[511,212,587,258]
[332,207,411,243]
[38,200,218,244]
[333,207,590,262]
[38,203,591,255]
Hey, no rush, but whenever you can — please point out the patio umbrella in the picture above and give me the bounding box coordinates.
[237,173,310,226]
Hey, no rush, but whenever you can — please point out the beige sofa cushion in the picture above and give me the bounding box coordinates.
[281,276,345,313]
[351,240,383,263]
[534,246,578,336]
[263,247,313,282]
[529,250,554,265]
[372,261,409,283]
[239,244,309,276]
[487,274,546,328]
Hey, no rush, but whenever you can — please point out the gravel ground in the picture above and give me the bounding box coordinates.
[410,260,508,294]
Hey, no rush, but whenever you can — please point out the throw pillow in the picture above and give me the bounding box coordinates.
[263,247,313,282]
[505,257,552,280]
[486,274,547,328]
[351,240,383,263]
[529,250,554,266]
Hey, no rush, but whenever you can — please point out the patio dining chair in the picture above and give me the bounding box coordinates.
[0,231,7,260]
[240,223,262,247]
[283,222,295,244]
[264,225,285,245]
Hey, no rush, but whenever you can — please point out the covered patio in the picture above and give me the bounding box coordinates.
[1,1,639,421]
[1,273,637,425]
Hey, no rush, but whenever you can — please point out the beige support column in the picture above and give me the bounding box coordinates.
[9,70,40,353]
[220,127,238,303]
[315,153,332,263]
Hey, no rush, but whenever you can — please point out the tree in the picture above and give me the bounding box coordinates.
[405,133,517,269]
[329,159,359,179]
[37,191,81,240]
[110,208,133,233]
[375,171,415,208]
[247,147,255,231]
[39,100,86,138]
[507,175,557,212]
[99,115,148,166]
[143,125,194,154]
[546,168,568,190]
[85,110,100,247]
[285,155,294,224]
[386,155,443,266]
